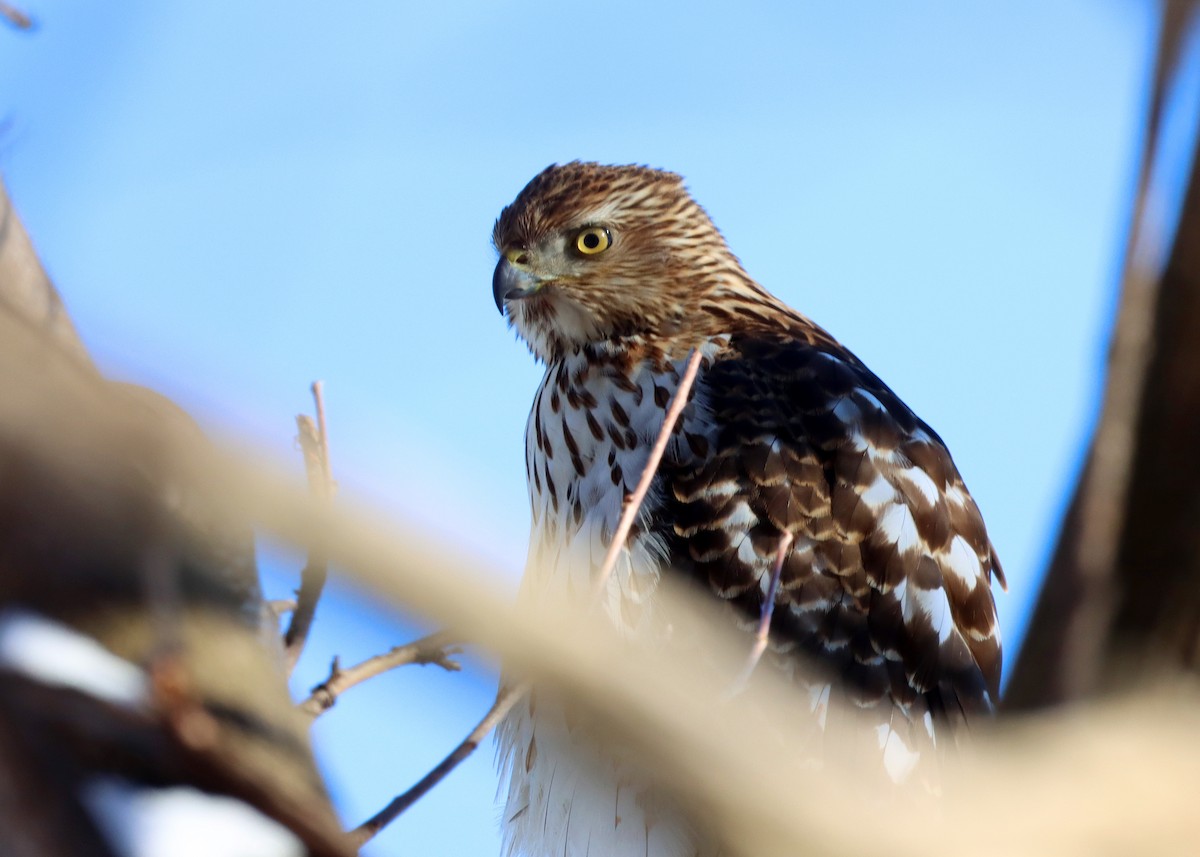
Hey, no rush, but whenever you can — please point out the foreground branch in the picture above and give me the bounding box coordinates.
[2,667,352,857]
[5,303,1200,855]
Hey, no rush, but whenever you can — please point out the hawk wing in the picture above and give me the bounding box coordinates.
[661,329,1003,726]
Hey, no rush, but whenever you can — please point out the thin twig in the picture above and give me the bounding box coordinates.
[731,532,793,694]
[353,349,706,842]
[591,348,704,601]
[312,379,333,492]
[299,632,462,719]
[284,382,334,674]
[350,681,527,848]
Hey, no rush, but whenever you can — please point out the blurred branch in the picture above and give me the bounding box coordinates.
[2,666,354,857]
[0,178,90,366]
[284,381,334,674]
[299,631,462,719]
[0,2,33,30]
[1005,1,1200,707]
[4,295,1200,856]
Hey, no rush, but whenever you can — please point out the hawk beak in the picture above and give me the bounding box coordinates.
[493,256,541,314]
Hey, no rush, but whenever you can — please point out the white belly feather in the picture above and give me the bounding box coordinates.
[497,345,714,857]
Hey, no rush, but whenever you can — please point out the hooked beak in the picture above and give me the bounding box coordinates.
[493,254,542,314]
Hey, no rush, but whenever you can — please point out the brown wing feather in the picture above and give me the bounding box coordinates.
[660,328,1003,721]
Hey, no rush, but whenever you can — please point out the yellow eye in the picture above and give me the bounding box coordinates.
[575,227,611,255]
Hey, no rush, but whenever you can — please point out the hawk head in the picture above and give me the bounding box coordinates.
[492,162,749,362]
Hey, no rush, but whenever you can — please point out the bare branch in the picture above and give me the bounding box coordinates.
[299,632,462,719]
[351,349,705,839]
[591,348,703,600]
[313,380,333,490]
[349,681,526,848]
[284,382,334,674]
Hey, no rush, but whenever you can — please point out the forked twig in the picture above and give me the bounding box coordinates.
[284,382,334,674]
[591,348,704,600]
[299,632,462,718]
[349,680,527,848]
[352,348,705,845]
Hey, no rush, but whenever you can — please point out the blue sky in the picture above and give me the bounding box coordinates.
[1,3,1163,854]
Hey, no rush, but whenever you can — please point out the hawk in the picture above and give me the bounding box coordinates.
[492,162,1004,857]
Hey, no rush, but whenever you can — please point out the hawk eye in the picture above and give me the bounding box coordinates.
[575,227,611,256]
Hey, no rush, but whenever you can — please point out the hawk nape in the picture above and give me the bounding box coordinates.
[492,162,1003,857]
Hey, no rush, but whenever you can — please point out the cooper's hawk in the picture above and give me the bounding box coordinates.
[492,162,1004,857]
